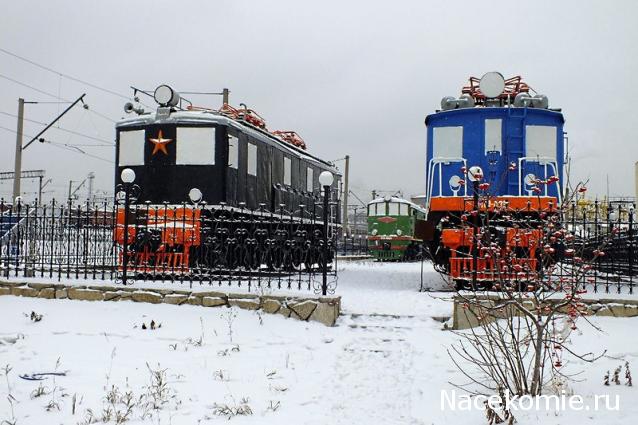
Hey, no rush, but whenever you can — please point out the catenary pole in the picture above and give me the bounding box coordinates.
[13,93,86,202]
[12,98,24,201]
[342,154,350,236]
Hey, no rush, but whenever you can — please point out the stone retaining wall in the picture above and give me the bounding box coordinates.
[452,295,638,330]
[0,281,340,326]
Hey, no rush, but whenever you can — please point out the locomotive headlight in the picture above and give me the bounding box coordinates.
[396,229,403,236]
[154,85,180,107]
[468,166,484,182]
[371,229,378,236]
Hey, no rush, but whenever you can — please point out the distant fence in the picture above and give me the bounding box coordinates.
[0,199,338,294]
[336,235,369,257]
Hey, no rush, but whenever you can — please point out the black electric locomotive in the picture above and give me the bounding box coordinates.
[114,85,341,273]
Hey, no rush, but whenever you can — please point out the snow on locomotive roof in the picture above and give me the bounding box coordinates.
[424,105,564,126]
[117,110,340,174]
[367,197,427,213]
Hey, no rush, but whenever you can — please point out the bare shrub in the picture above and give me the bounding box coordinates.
[2,364,17,425]
[266,400,281,412]
[80,363,179,424]
[209,396,252,419]
[142,363,173,412]
[30,382,49,399]
[221,310,237,343]
[212,370,229,382]
[446,184,606,398]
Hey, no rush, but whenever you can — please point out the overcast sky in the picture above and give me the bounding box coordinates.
[1,0,637,204]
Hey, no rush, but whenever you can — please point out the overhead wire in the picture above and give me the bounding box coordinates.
[0,73,117,124]
[0,125,113,163]
[0,47,135,102]
[0,73,64,100]
[0,110,114,145]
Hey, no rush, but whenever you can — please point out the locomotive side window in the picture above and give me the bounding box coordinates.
[284,157,292,186]
[247,142,257,176]
[525,125,557,159]
[176,127,215,165]
[118,130,145,166]
[306,167,314,192]
[433,126,463,158]
[484,119,502,153]
[228,135,238,169]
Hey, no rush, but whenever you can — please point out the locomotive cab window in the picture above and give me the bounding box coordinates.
[228,135,238,169]
[484,119,502,153]
[432,126,463,158]
[369,203,383,217]
[388,202,408,216]
[176,127,215,165]
[525,125,557,160]
[284,157,292,186]
[306,167,314,192]
[247,142,257,176]
[118,130,145,166]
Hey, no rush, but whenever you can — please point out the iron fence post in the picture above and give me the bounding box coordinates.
[630,205,635,294]
[122,187,131,286]
[472,180,479,290]
[322,184,330,296]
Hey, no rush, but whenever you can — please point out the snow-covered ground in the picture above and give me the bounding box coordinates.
[1,261,637,424]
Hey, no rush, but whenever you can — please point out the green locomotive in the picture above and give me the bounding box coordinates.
[367,197,428,261]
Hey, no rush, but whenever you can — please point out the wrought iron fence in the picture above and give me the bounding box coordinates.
[2,197,636,295]
[440,198,637,294]
[0,198,338,295]
[564,200,636,294]
[336,235,369,257]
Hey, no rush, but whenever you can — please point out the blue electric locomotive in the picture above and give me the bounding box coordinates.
[422,73,566,283]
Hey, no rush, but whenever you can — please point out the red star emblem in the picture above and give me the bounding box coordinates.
[149,130,173,155]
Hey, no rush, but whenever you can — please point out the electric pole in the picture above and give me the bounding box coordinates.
[87,172,95,201]
[342,154,350,237]
[12,94,86,203]
[222,88,229,105]
[12,98,24,201]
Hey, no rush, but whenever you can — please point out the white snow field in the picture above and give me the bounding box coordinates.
[1,261,637,424]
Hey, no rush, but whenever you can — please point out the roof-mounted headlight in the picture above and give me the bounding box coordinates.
[154,85,180,107]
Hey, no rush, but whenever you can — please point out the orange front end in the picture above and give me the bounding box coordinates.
[441,226,542,283]
[114,206,202,273]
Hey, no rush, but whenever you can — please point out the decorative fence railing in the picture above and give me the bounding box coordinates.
[441,199,637,294]
[1,198,636,295]
[336,235,369,257]
[0,199,338,295]
[564,200,636,294]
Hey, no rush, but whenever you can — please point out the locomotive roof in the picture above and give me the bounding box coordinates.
[368,197,427,213]
[117,110,340,175]
[424,106,565,126]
